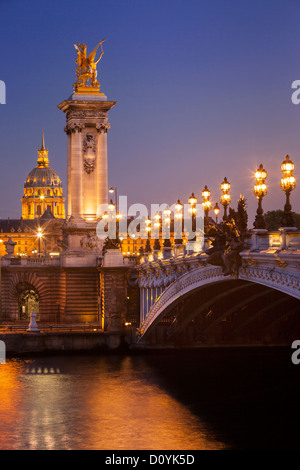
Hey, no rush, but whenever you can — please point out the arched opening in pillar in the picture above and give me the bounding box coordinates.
[16,283,40,321]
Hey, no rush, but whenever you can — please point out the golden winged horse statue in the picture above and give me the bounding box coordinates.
[74,39,107,89]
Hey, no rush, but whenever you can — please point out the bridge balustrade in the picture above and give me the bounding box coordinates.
[138,228,300,338]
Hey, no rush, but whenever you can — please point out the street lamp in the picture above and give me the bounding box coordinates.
[37,227,43,257]
[213,202,220,224]
[188,193,197,211]
[175,199,183,244]
[145,216,151,230]
[253,164,267,230]
[188,193,197,235]
[220,177,231,221]
[280,155,296,227]
[163,206,172,248]
[145,216,152,253]
[108,199,122,240]
[108,199,115,213]
[163,206,171,225]
[109,186,118,213]
[202,185,212,227]
[153,212,161,229]
[175,199,183,214]
[153,212,161,251]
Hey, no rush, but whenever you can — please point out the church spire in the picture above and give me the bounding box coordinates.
[41,131,46,151]
[37,132,49,167]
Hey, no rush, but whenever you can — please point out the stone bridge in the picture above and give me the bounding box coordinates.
[137,229,300,346]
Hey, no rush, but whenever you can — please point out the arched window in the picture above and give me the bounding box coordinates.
[17,285,39,320]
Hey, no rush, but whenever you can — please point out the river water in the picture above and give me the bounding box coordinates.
[0,347,299,450]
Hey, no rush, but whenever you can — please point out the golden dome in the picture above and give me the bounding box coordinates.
[24,132,62,189]
[22,133,65,220]
[25,166,62,189]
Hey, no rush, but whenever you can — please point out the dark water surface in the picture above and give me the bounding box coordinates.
[0,347,299,450]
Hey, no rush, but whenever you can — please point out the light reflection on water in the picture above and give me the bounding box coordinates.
[0,355,226,450]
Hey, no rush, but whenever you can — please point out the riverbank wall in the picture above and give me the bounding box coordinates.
[0,331,128,355]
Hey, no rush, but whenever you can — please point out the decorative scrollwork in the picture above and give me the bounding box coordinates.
[82,132,97,174]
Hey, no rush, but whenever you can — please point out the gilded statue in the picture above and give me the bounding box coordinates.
[74,39,107,91]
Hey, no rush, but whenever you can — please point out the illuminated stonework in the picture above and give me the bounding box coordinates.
[21,133,66,220]
[58,95,116,223]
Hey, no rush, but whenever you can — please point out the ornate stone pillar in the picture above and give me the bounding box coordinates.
[58,94,117,268]
[58,97,116,222]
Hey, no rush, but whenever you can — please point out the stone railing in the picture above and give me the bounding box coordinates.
[137,229,300,339]
[1,257,61,267]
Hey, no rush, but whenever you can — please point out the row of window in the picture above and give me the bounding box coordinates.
[24,189,63,197]
[27,204,62,215]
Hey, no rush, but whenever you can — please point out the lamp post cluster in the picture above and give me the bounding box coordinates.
[106,155,296,256]
[252,155,296,229]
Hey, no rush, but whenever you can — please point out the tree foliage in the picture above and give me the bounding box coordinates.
[228,196,248,233]
[264,210,300,231]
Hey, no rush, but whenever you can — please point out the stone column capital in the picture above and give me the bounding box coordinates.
[96,123,110,134]
[64,122,85,134]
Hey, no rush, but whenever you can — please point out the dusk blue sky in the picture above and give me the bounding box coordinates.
[0,0,299,224]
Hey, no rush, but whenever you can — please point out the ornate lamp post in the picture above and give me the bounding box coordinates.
[253,164,267,230]
[202,185,212,228]
[280,155,296,227]
[108,199,115,213]
[188,193,197,236]
[153,211,161,229]
[162,207,172,258]
[220,177,231,221]
[108,199,118,240]
[153,212,161,255]
[174,199,183,244]
[213,202,220,224]
[163,206,172,248]
[163,207,171,224]
[145,216,152,253]
[109,186,118,213]
[108,199,123,242]
[37,227,43,257]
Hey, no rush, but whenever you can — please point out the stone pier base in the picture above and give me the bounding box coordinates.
[1,331,125,355]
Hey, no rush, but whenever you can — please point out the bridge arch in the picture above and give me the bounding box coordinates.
[138,263,300,344]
